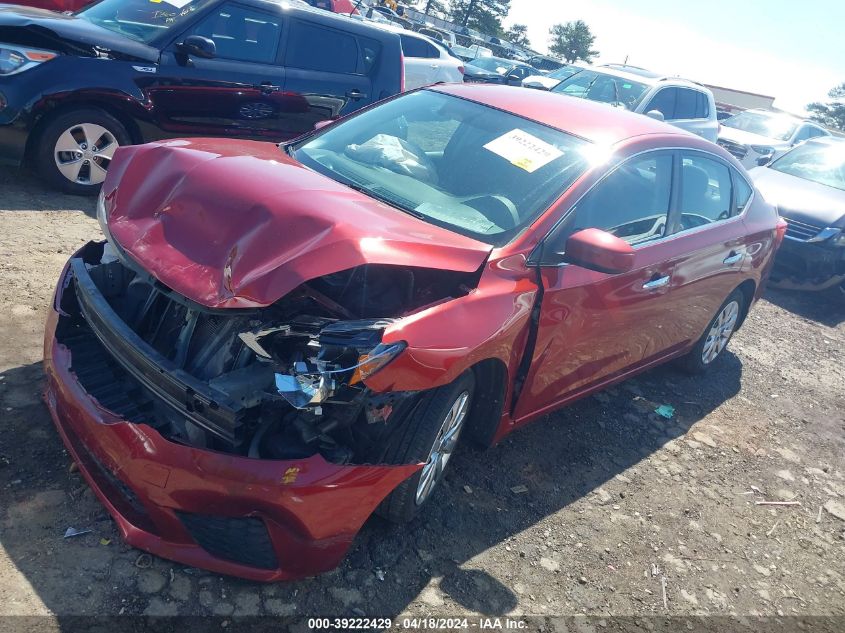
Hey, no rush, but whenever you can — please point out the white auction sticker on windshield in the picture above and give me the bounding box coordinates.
[483,129,563,173]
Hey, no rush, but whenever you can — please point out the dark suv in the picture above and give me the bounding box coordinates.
[0,0,403,194]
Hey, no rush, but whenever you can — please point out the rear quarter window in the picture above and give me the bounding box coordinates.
[400,35,439,58]
[286,21,361,74]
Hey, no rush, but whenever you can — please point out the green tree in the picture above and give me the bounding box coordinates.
[504,23,530,47]
[548,20,598,63]
[807,83,845,132]
[450,0,511,36]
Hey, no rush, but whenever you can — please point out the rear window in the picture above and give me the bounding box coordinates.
[286,21,360,74]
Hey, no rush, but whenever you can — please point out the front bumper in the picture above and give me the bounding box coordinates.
[771,236,845,289]
[43,257,419,581]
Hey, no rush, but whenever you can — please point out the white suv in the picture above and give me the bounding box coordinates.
[550,64,719,142]
[717,109,831,168]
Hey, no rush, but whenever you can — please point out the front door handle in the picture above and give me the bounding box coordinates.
[723,251,744,265]
[643,275,671,290]
[346,89,368,100]
[430,64,440,69]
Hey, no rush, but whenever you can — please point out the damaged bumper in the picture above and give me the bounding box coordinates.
[43,251,420,581]
[772,234,845,290]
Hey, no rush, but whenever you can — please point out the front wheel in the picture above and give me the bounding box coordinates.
[36,108,130,195]
[377,372,475,524]
[676,290,744,374]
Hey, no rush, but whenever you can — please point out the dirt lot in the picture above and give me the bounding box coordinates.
[1,164,844,631]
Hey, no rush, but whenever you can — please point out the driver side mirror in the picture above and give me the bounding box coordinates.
[177,35,216,59]
[560,228,635,274]
[505,69,523,86]
[646,110,665,122]
[313,119,333,131]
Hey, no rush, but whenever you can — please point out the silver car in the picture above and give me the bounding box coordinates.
[549,64,719,142]
[718,109,831,169]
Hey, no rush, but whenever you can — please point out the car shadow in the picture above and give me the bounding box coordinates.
[0,167,96,218]
[0,351,742,625]
[764,285,845,327]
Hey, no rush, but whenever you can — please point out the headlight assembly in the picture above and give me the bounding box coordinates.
[0,44,57,76]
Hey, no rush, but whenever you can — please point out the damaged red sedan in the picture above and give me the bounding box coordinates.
[44,84,785,581]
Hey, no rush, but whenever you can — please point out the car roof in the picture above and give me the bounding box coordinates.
[592,64,707,90]
[430,84,692,145]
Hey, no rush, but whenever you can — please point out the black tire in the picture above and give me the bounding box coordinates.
[376,371,475,524]
[676,289,745,375]
[35,108,130,195]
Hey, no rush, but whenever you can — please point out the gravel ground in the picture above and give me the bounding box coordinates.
[1,165,844,631]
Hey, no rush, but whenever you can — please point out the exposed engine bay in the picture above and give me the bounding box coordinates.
[55,241,479,464]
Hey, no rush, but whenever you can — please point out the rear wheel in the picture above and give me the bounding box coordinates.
[36,108,129,195]
[377,372,475,524]
[677,290,744,374]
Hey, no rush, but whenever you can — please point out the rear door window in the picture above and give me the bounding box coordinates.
[189,4,282,64]
[675,89,700,120]
[400,35,439,58]
[678,154,734,230]
[285,21,361,74]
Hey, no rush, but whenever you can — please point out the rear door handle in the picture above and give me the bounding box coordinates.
[346,90,368,99]
[430,64,440,69]
[256,82,281,93]
[643,275,671,290]
[723,251,744,265]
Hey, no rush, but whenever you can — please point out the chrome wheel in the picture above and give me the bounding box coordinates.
[415,390,470,506]
[701,300,739,364]
[54,123,119,186]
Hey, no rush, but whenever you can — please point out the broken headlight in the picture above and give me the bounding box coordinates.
[240,318,406,410]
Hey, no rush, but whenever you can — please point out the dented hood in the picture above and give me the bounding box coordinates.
[103,139,493,309]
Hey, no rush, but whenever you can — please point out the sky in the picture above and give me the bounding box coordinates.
[505,0,845,114]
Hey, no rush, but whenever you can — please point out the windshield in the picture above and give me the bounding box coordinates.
[551,70,649,110]
[470,57,515,75]
[293,91,591,246]
[77,0,214,43]
[771,142,845,191]
[722,111,798,141]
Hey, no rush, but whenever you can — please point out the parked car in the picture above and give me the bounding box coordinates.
[550,65,719,142]
[750,137,845,294]
[0,0,402,194]
[370,24,463,89]
[462,55,534,84]
[718,108,831,169]
[45,84,784,580]
[523,63,584,90]
[301,0,360,14]
[416,26,457,48]
[527,54,566,73]
[449,43,493,63]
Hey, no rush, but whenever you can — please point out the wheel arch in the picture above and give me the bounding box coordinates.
[734,278,757,330]
[463,357,509,447]
[25,99,144,164]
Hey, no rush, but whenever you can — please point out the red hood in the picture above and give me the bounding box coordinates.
[103,139,493,309]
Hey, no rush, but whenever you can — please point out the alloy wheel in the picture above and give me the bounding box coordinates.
[415,390,470,506]
[54,123,119,186]
[701,300,740,365]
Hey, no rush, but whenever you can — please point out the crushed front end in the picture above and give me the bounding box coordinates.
[43,239,479,580]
